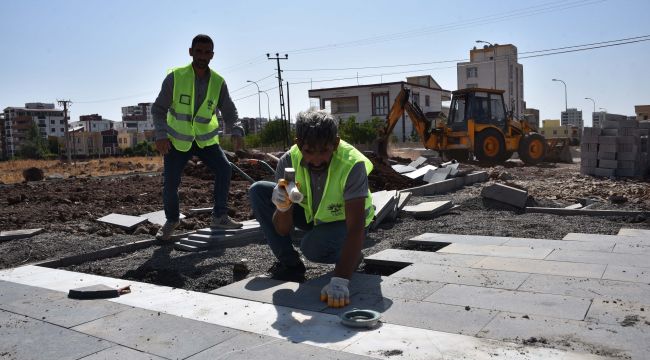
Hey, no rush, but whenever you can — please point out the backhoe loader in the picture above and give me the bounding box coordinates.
[376,88,569,165]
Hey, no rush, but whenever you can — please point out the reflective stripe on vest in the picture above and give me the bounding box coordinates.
[290,140,375,227]
[166,64,223,151]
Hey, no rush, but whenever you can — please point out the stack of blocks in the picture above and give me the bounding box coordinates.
[581,119,649,177]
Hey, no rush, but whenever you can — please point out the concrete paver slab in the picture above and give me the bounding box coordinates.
[585,297,649,326]
[472,257,607,279]
[612,241,650,255]
[425,284,591,320]
[72,307,241,359]
[408,156,428,168]
[422,166,452,183]
[402,200,452,218]
[502,237,615,252]
[196,219,261,235]
[403,164,437,180]
[187,331,374,360]
[438,243,554,259]
[545,249,650,268]
[519,273,650,303]
[601,265,650,283]
[0,228,44,242]
[478,311,649,359]
[481,183,528,208]
[0,310,112,360]
[365,248,486,267]
[409,233,510,246]
[563,232,650,245]
[392,164,417,174]
[618,228,650,237]
[391,263,530,290]
[79,345,167,359]
[96,213,147,230]
[0,280,131,328]
[139,210,185,226]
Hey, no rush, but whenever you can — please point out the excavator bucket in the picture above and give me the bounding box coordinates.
[544,138,573,163]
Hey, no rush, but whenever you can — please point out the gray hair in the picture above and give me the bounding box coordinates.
[295,110,338,147]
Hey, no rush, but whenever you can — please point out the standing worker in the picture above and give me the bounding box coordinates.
[152,34,243,242]
[231,121,245,152]
[249,110,374,308]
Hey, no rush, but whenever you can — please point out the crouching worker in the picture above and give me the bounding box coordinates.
[249,110,374,308]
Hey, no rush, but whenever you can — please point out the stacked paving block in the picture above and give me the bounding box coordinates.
[174,220,263,252]
[580,120,649,177]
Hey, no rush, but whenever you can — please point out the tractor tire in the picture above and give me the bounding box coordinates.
[519,133,547,165]
[475,128,505,164]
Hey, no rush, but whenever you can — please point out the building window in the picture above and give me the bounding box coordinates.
[60,120,65,124]
[425,95,430,107]
[412,93,420,106]
[50,128,55,133]
[466,67,478,78]
[372,93,389,116]
[329,97,359,114]
[50,120,55,125]
[553,130,557,135]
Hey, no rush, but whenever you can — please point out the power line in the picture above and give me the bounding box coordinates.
[229,73,276,93]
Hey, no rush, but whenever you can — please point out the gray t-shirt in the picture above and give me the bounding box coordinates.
[275,151,369,217]
[151,70,238,141]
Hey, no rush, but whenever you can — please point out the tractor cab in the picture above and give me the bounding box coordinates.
[448,88,507,132]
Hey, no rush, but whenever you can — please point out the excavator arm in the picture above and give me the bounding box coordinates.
[376,88,433,164]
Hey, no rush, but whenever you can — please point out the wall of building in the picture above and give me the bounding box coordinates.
[2,103,67,158]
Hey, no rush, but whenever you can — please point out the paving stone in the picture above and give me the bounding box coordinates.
[305,273,445,301]
[563,232,650,245]
[402,200,452,218]
[472,257,607,279]
[502,238,615,252]
[371,190,397,228]
[210,277,326,312]
[139,210,185,226]
[187,331,374,360]
[195,219,261,235]
[618,228,650,237]
[174,242,202,252]
[612,242,650,255]
[403,164,437,180]
[80,345,167,360]
[438,243,554,259]
[585,297,650,326]
[392,164,417,174]
[602,265,650,283]
[422,166,452,183]
[519,273,650,303]
[72,307,241,359]
[396,191,412,211]
[545,249,650,268]
[425,284,591,320]
[478,311,648,359]
[391,263,530,290]
[378,298,499,336]
[0,310,112,360]
[480,183,528,208]
[408,156,428,168]
[564,203,583,209]
[0,228,44,242]
[96,213,147,230]
[0,280,132,328]
[409,233,510,246]
[364,248,485,267]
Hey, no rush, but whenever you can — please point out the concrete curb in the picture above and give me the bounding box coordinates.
[400,171,488,196]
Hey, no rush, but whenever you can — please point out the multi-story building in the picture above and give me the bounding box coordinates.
[0,113,5,159]
[523,108,540,130]
[592,111,628,128]
[561,108,583,129]
[119,102,154,132]
[308,75,451,142]
[70,114,115,133]
[457,44,524,118]
[540,119,580,144]
[2,103,67,158]
[634,105,649,121]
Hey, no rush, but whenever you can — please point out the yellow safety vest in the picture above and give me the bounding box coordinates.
[290,140,375,227]
[166,64,223,151]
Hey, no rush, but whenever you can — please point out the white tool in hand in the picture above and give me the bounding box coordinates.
[279,168,303,203]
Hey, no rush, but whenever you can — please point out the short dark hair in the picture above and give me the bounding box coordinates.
[295,110,338,148]
[191,34,214,49]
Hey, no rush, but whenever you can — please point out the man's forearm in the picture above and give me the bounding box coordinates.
[334,198,366,279]
[272,206,294,236]
[217,82,238,132]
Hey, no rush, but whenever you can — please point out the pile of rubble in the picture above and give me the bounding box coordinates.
[581,119,650,177]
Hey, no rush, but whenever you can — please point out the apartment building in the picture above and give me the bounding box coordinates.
[2,103,67,158]
[635,105,650,121]
[592,111,629,128]
[308,75,451,142]
[561,108,583,129]
[457,44,525,118]
[523,108,540,130]
[119,103,154,132]
[69,114,115,132]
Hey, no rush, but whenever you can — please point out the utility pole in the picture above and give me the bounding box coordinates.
[286,81,291,146]
[267,53,288,149]
[57,99,72,162]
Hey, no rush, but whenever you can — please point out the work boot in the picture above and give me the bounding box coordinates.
[268,260,306,283]
[156,220,180,243]
[211,214,243,229]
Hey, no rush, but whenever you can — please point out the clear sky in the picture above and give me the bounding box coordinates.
[1,0,649,127]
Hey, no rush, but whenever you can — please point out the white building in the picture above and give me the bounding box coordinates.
[69,114,116,133]
[308,75,451,142]
[120,102,154,132]
[457,44,524,118]
[2,103,67,158]
[561,108,583,129]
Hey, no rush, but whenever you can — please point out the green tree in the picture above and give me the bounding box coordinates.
[338,116,383,145]
[259,119,293,146]
[17,122,49,159]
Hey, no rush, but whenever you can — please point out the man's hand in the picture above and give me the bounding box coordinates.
[155,139,171,155]
[272,183,292,212]
[320,277,350,308]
